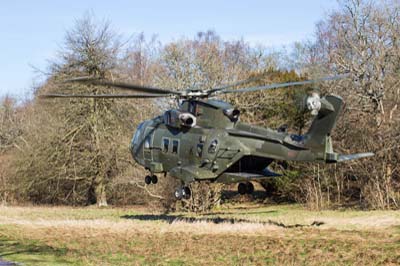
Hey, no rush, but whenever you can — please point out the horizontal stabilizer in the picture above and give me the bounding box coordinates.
[338,152,374,162]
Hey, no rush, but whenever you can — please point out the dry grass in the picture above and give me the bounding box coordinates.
[0,204,399,265]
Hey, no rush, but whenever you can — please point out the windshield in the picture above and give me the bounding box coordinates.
[131,122,145,151]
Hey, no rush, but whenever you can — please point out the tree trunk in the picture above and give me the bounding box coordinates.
[95,175,108,207]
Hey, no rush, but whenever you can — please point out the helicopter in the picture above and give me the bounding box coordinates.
[42,75,374,200]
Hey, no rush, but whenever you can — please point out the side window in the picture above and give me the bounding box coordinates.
[162,138,169,153]
[172,140,179,154]
[208,139,218,153]
[196,143,203,157]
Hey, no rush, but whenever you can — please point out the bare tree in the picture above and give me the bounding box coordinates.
[314,0,400,115]
[291,0,400,209]
[0,96,23,152]
[13,14,137,206]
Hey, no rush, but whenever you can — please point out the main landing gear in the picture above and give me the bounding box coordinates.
[238,182,254,195]
[174,186,191,200]
[145,174,158,185]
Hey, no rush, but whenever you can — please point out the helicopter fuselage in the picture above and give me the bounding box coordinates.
[129,98,341,185]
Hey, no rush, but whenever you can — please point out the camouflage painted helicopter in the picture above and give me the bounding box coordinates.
[42,75,374,199]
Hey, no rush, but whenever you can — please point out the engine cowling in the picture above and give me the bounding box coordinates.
[223,108,240,121]
[164,109,196,128]
[179,112,197,127]
[306,92,321,116]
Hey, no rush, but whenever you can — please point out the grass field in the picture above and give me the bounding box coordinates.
[0,203,399,265]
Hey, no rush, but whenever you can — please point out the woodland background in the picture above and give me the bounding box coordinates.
[0,0,399,210]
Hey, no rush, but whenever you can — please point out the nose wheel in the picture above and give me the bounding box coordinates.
[238,182,254,195]
[174,186,191,200]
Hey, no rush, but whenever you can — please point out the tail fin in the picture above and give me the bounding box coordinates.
[304,95,374,163]
[304,95,343,150]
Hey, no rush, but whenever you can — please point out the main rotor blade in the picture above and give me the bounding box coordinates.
[208,76,263,94]
[40,93,169,99]
[217,74,350,95]
[64,77,180,95]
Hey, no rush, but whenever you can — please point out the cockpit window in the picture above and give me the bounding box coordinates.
[132,122,144,149]
[144,135,151,149]
[163,111,171,125]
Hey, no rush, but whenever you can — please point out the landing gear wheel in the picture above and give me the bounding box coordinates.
[174,188,183,200]
[246,182,254,194]
[182,186,191,200]
[151,175,158,184]
[145,175,152,185]
[175,186,191,200]
[238,183,247,195]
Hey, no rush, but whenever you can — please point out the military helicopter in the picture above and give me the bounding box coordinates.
[42,75,374,200]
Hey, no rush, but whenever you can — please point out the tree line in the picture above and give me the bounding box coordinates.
[0,0,399,210]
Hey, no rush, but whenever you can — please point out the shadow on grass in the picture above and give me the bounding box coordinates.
[0,237,71,265]
[121,214,324,228]
[200,210,278,216]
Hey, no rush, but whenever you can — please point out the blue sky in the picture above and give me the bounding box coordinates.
[0,0,337,98]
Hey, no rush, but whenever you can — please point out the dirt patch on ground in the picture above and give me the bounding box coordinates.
[319,215,400,229]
